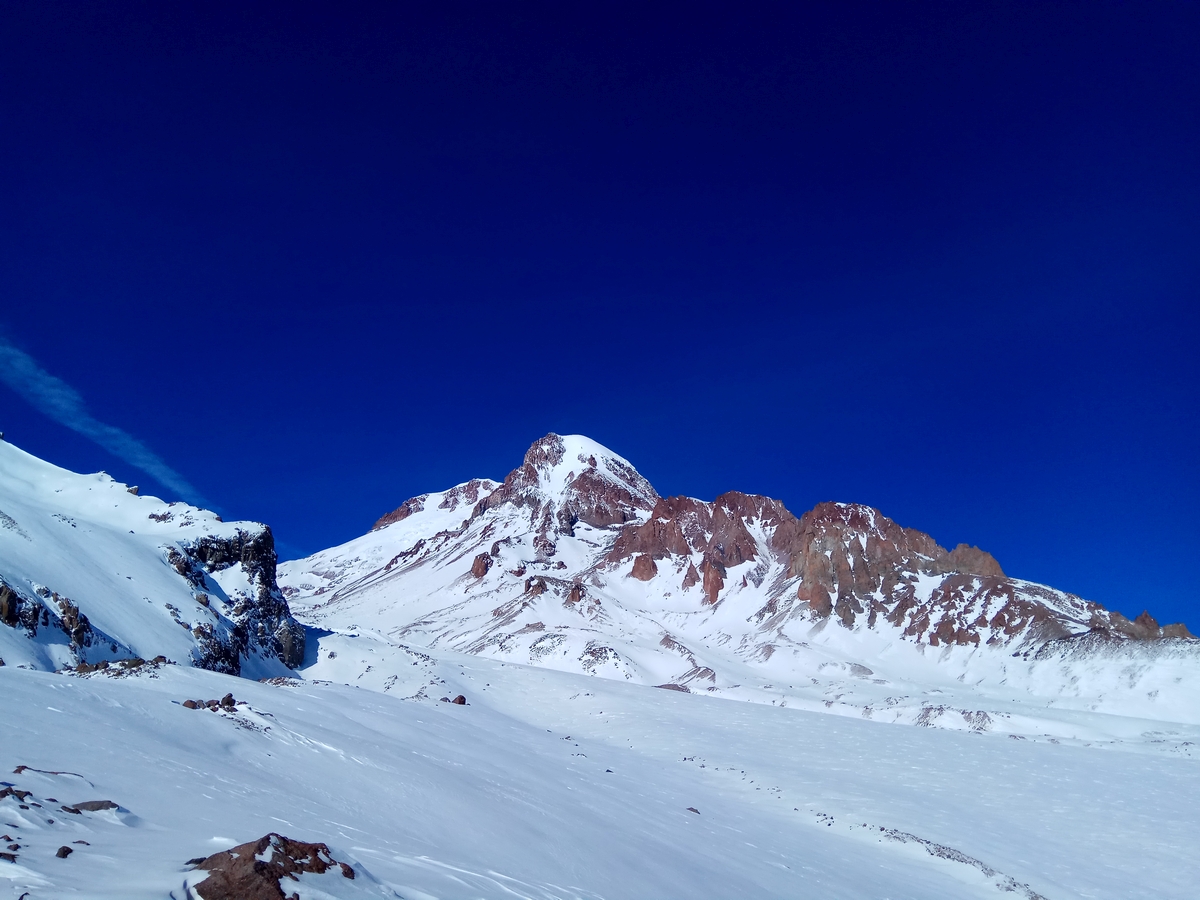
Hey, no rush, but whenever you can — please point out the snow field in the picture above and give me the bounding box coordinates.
[4,633,1199,899]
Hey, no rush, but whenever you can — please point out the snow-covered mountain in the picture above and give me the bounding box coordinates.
[3,434,1200,899]
[281,433,1200,728]
[0,439,302,677]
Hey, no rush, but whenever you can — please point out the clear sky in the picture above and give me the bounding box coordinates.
[1,3,1197,628]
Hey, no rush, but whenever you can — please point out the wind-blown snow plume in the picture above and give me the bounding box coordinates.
[0,333,206,505]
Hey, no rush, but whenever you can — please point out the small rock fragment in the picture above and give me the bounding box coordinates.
[451,695,467,705]
[71,801,118,812]
[56,846,73,858]
[182,700,199,709]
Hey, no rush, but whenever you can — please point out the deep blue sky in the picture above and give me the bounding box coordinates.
[1,3,1197,627]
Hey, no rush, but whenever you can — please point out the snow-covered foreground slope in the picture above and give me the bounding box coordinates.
[281,434,1200,731]
[3,635,1199,899]
[0,440,302,676]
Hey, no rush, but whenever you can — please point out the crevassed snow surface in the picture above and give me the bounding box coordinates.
[2,633,1199,899]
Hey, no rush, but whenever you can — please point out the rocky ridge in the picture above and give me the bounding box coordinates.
[281,434,1195,710]
[0,439,303,676]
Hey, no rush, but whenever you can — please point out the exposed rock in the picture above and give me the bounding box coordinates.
[472,434,659,533]
[371,494,428,531]
[64,800,118,812]
[437,479,495,513]
[187,833,354,899]
[1094,610,1196,641]
[0,581,21,627]
[55,846,73,858]
[451,695,467,705]
[177,527,306,672]
[470,553,492,578]
[630,554,657,581]
[282,433,1199,687]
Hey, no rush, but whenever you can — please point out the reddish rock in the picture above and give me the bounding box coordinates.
[371,494,428,531]
[451,695,467,705]
[188,833,354,900]
[437,479,495,513]
[681,562,700,590]
[699,559,725,606]
[470,553,492,578]
[630,555,657,581]
[471,434,659,534]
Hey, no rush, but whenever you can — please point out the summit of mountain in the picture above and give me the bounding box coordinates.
[280,433,1197,726]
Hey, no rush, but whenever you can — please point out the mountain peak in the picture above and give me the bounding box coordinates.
[474,433,659,532]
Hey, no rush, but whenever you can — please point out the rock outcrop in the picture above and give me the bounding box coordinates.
[174,527,306,672]
[0,439,305,677]
[280,433,1197,696]
[186,833,355,899]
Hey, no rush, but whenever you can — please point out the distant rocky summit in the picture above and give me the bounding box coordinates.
[281,433,1195,699]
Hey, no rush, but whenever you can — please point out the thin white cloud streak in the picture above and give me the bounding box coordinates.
[0,334,208,506]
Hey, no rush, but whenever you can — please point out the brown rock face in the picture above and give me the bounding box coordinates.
[470,553,492,578]
[189,833,354,900]
[372,494,429,531]
[472,434,659,534]
[630,554,658,581]
[601,490,1190,649]
[374,478,499,533]
[0,582,20,627]
[1098,610,1197,641]
[771,503,1038,642]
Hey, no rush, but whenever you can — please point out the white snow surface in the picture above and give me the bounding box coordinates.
[0,440,293,677]
[281,434,1200,737]
[2,637,1199,898]
[4,435,1200,898]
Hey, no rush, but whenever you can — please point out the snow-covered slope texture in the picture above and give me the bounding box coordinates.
[281,433,1200,726]
[0,439,302,677]
[2,643,1199,899]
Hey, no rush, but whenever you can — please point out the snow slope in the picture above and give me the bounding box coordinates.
[281,434,1200,732]
[0,439,302,677]
[4,436,1200,898]
[2,637,1199,899]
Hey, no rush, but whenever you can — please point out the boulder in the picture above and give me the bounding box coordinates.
[186,833,354,900]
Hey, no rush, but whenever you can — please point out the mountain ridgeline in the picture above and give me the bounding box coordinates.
[281,434,1195,710]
